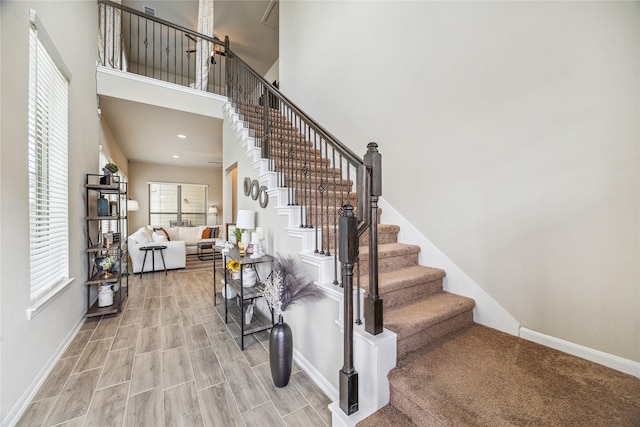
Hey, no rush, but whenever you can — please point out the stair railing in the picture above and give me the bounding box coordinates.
[225,38,384,415]
[97,0,227,96]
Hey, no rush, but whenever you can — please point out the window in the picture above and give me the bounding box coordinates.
[149,183,207,227]
[27,10,72,310]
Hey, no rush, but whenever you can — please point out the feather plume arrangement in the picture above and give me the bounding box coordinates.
[264,254,324,315]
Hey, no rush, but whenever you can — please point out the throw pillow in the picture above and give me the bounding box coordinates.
[154,227,170,241]
[201,228,210,239]
[152,231,168,242]
[133,228,152,245]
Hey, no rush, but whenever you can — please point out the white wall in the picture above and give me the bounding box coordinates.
[0,1,100,423]
[127,161,223,232]
[280,1,640,362]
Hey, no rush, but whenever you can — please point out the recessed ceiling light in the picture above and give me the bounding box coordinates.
[172,155,180,158]
[177,134,187,139]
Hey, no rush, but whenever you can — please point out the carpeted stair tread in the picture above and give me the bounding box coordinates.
[389,323,640,426]
[360,265,445,309]
[359,242,421,271]
[357,404,417,427]
[385,292,475,341]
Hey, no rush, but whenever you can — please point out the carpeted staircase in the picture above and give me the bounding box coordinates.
[231,102,640,426]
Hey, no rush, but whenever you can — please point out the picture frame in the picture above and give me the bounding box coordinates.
[226,223,237,243]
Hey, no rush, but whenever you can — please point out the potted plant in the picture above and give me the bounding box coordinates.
[100,162,119,185]
[262,255,323,387]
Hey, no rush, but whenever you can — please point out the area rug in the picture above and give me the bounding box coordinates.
[181,256,219,272]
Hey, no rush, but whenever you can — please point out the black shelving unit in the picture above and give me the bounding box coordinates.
[84,173,129,317]
[214,247,273,349]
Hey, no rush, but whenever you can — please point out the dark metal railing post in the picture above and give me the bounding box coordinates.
[363,142,383,335]
[339,204,359,415]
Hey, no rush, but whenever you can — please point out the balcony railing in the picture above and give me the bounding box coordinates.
[98,0,227,96]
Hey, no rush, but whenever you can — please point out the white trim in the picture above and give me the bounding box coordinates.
[519,327,640,379]
[26,277,74,320]
[378,197,521,336]
[29,9,72,81]
[96,65,226,102]
[3,315,86,427]
[293,347,338,402]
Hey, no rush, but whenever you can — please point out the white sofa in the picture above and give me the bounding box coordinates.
[127,225,220,274]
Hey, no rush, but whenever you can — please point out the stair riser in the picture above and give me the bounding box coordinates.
[324,225,393,248]
[396,311,473,358]
[359,251,419,272]
[389,387,443,427]
[382,280,443,310]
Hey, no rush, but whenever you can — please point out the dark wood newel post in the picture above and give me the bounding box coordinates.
[364,142,383,335]
[339,204,359,415]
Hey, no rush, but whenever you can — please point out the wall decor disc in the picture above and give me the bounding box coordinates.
[243,177,251,196]
[251,179,260,200]
[259,186,269,208]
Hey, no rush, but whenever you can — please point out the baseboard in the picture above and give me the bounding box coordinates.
[292,347,339,402]
[2,314,87,427]
[519,327,640,379]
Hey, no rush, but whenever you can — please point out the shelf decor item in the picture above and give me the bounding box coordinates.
[94,255,115,278]
[100,162,118,185]
[97,195,109,216]
[262,255,324,387]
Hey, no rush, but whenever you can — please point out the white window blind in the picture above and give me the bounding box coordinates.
[28,10,71,303]
[149,182,207,227]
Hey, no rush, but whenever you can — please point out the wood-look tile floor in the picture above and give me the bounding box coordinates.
[18,269,332,427]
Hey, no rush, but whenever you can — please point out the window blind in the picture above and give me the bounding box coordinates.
[28,11,71,302]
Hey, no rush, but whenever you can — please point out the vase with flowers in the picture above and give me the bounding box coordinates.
[262,255,324,387]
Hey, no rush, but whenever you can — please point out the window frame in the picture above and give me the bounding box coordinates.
[26,9,74,319]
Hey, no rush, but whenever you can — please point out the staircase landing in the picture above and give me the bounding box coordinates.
[360,323,640,426]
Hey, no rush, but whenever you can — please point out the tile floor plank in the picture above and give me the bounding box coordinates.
[112,323,140,350]
[198,383,244,427]
[120,307,143,326]
[253,362,308,416]
[185,324,210,351]
[142,309,163,328]
[164,381,204,427]
[202,314,227,337]
[15,396,56,427]
[291,370,333,426]
[163,346,194,389]
[283,405,328,427]
[209,331,244,364]
[91,316,121,341]
[144,296,161,311]
[130,350,162,396]
[124,387,164,427]
[137,326,162,354]
[98,346,135,389]
[61,330,93,359]
[222,359,269,412]
[190,347,225,390]
[45,368,101,425]
[161,323,185,350]
[84,382,129,427]
[242,401,286,427]
[33,356,79,400]
[73,338,112,373]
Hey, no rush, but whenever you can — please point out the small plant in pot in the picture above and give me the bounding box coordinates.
[262,255,324,387]
[100,162,119,185]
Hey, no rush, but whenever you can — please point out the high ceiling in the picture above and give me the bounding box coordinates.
[100,0,278,169]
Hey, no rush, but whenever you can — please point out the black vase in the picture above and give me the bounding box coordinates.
[269,314,293,388]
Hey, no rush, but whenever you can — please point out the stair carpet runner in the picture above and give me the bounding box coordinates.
[232,103,640,427]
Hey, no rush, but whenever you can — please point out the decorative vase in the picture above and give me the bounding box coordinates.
[97,196,109,216]
[269,314,293,388]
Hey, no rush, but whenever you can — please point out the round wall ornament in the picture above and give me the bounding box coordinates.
[243,177,251,196]
[259,186,269,208]
[251,179,260,200]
